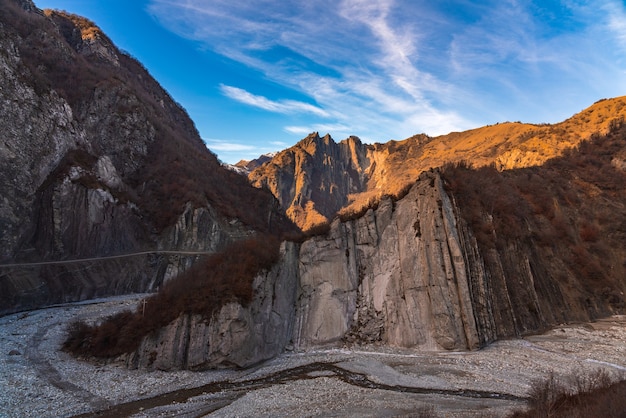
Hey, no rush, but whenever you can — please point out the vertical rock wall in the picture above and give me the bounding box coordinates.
[292,169,615,352]
[294,171,480,351]
[125,170,624,370]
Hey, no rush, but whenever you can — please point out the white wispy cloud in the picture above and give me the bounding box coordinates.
[605,0,626,52]
[283,126,312,135]
[149,0,626,146]
[338,0,444,101]
[204,138,280,163]
[271,141,289,147]
[148,0,473,141]
[220,84,328,116]
[442,0,626,121]
[284,123,352,136]
[203,138,259,152]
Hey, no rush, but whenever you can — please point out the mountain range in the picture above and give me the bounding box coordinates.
[249,97,626,231]
[0,0,295,314]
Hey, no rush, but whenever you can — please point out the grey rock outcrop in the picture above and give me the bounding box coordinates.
[126,242,299,370]
[0,32,84,260]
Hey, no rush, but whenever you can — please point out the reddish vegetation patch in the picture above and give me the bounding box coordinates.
[442,118,626,319]
[128,132,295,235]
[511,371,626,418]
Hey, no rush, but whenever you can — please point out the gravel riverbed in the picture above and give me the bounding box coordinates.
[1,295,625,417]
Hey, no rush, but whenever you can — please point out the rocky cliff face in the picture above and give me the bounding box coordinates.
[290,169,615,351]
[249,133,370,231]
[130,153,626,369]
[293,171,480,351]
[0,1,292,315]
[126,242,299,370]
[128,172,482,369]
[291,129,626,351]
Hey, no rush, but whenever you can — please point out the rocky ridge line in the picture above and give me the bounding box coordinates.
[249,97,626,231]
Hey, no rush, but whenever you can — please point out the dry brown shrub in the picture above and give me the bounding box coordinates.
[511,370,626,418]
[579,222,600,242]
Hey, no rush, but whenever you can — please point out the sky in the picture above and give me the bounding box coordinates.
[35,0,626,164]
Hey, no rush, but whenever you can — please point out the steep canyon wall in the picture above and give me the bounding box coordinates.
[293,171,480,351]
[130,169,623,369]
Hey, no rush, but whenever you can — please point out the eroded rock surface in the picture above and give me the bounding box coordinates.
[293,171,479,351]
[128,164,626,369]
[127,243,299,370]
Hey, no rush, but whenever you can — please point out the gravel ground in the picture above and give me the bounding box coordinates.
[1,296,625,417]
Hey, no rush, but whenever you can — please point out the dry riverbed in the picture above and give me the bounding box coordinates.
[1,295,625,417]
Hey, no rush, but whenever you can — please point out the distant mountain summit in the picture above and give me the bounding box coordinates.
[229,152,277,175]
[250,97,626,231]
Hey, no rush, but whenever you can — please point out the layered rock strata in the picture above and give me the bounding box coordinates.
[293,171,479,351]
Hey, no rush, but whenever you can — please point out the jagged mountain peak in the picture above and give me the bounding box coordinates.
[339,135,363,147]
[248,131,371,231]
[251,95,626,231]
[231,152,277,174]
[291,132,368,158]
[297,132,335,154]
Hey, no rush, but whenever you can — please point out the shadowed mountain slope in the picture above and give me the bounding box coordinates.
[0,0,295,315]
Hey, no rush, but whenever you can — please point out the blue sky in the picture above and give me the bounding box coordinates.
[36,0,626,164]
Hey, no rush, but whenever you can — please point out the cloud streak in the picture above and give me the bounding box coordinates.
[203,138,259,152]
[220,84,329,116]
[149,0,626,147]
[204,138,279,163]
[285,123,351,136]
[148,0,474,140]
